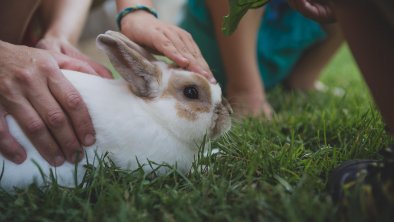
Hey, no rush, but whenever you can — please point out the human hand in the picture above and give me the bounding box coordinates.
[288,0,336,23]
[227,86,273,119]
[119,11,216,83]
[36,35,113,78]
[0,41,96,165]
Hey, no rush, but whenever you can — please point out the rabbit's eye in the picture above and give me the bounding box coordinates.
[183,86,199,99]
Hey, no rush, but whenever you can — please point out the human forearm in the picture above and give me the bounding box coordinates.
[0,0,41,44]
[40,0,93,44]
[206,0,271,117]
[206,0,264,93]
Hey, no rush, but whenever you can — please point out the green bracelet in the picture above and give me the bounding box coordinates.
[116,5,158,30]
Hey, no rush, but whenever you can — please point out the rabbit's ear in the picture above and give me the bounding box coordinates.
[96,31,161,98]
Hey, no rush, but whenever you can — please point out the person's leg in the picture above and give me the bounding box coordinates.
[205,0,273,118]
[285,23,344,90]
[332,0,394,134]
[0,0,41,44]
[328,0,394,203]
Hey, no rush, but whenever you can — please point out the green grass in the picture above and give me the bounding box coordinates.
[1,46,393,221]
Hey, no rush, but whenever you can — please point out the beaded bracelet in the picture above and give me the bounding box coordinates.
[116,5,158,30]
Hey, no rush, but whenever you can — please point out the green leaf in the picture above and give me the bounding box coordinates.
[222,0,270,36]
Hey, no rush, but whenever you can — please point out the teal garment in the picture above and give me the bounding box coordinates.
[179,0,327,90]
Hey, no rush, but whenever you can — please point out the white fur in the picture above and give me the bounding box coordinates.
[0,63,228,190]
[0,31,231,191]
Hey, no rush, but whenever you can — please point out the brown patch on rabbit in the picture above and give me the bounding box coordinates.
[161,70,212,121]
[175,102,198,120]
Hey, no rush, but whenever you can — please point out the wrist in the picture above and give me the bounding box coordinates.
[120,10,159,41]
[0,39,9,47]
[0,40,19,51]
[116,5,158,30]
[42,27,73,44]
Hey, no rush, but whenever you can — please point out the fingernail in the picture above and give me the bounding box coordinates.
[84,134,95,146]
[71,151,83,163]
[201,69,212,77]
[180,57,189,64]
[13,153,25,164]
[203,70,216,84]
[53,155,65,166]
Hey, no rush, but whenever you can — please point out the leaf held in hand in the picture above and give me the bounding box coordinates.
[222,0,270,36]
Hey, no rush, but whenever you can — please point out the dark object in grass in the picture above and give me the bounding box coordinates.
[327,145,394,206]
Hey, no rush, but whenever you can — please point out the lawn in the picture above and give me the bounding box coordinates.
[1,46,393,221]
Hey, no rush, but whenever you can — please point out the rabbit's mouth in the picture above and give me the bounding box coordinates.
[210,97,232,139]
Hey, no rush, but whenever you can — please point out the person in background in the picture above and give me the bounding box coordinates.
[0,0,213,166]
[288,0,394,201]
[179,0,344,118]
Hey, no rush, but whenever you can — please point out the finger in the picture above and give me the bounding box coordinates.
[261,103,273,120]
[0,107,26,164]
[61,46,113,79]
[163,29,193,63]
[160,29,216,83]
[178,30,215,82]
[153,32,190,68]
[292,0,309,15]
[6,97,65,166]
[289,0,314,17]
[180,30,207,68]
[52,52,99,75]
[84,59,113,79]
[292,0,332,22]
[36,39,62,53]
[47,72,96,149]
[165,28,215,83]
[26,79,84,163]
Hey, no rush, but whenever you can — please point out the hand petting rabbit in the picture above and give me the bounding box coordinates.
[0,31,232,190]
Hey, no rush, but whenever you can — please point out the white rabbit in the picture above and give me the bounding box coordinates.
[0,31,232,190]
